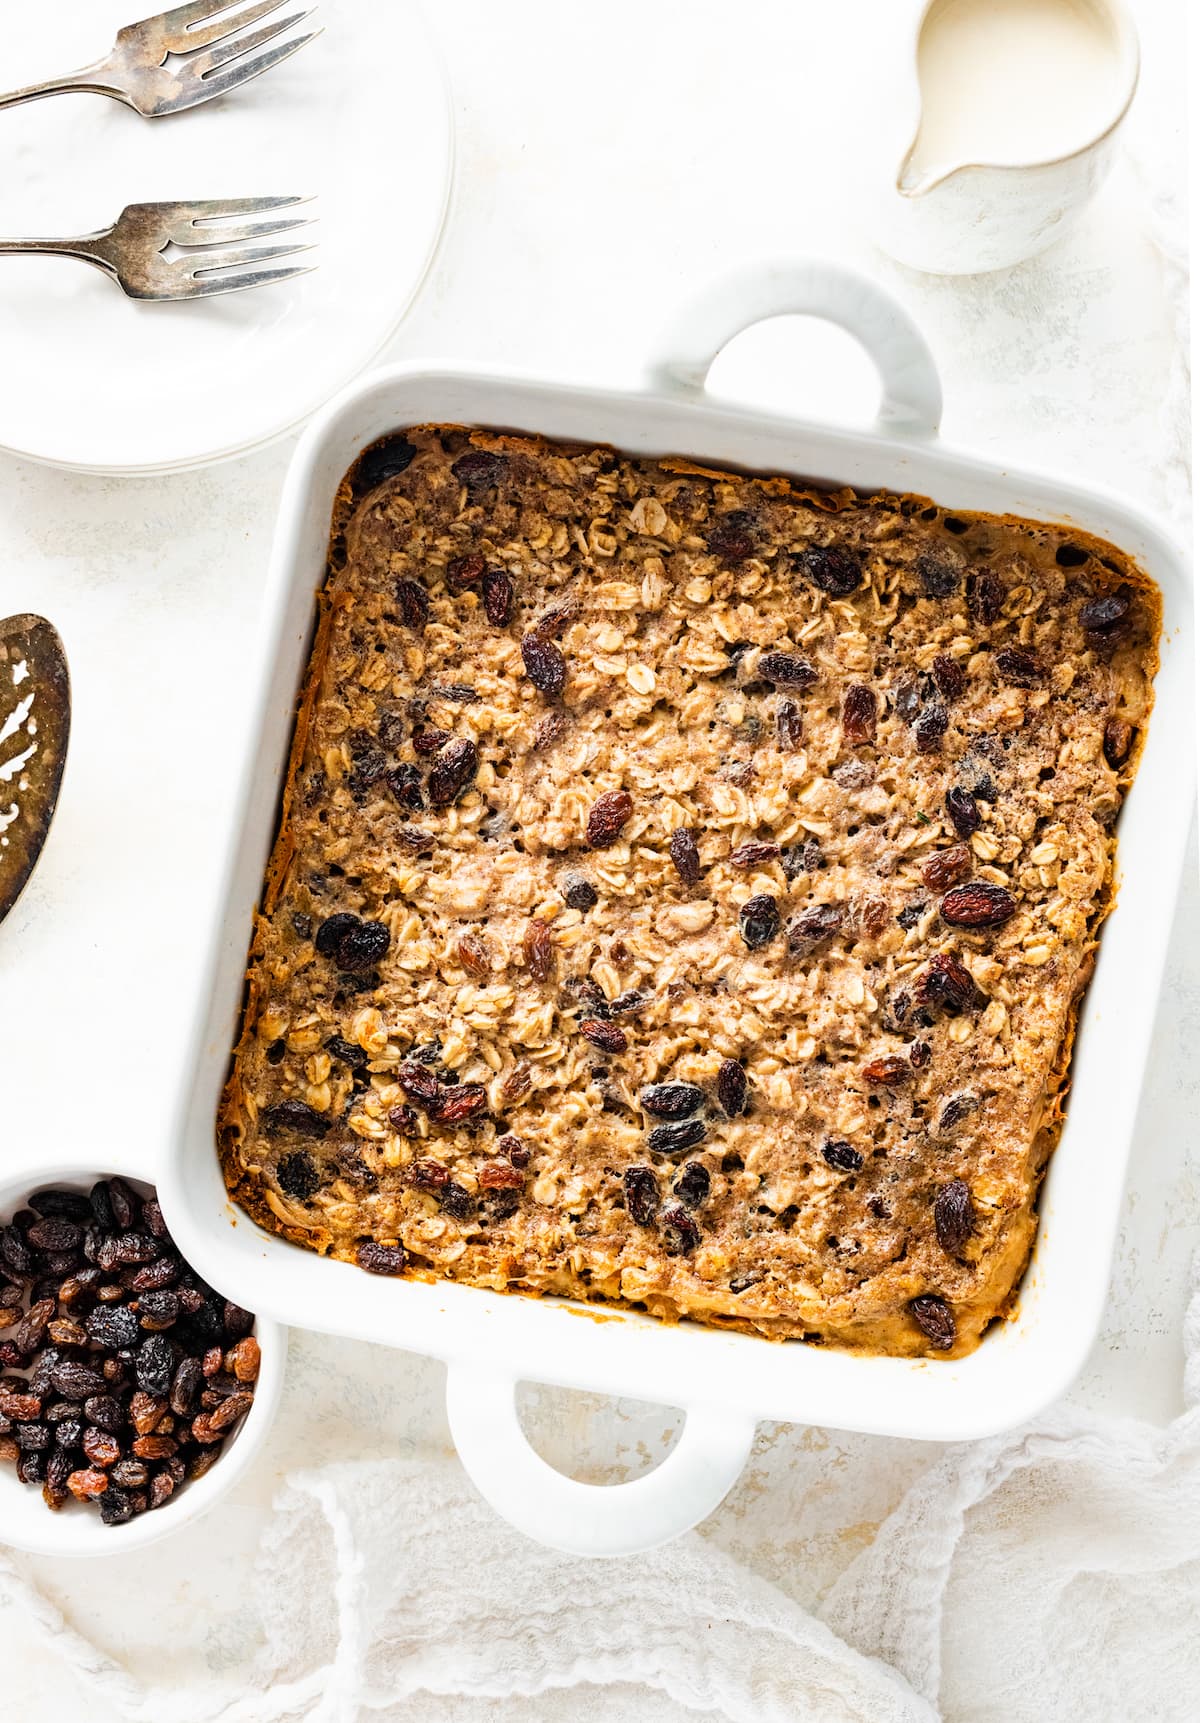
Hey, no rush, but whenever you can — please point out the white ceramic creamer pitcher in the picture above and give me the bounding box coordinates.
[875,0,1140,275]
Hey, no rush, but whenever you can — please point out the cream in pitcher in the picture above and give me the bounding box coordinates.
[903,0,1126,189]
[877,0,1140,273]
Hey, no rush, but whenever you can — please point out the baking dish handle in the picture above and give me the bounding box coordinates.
[647,259,943,440]
[444,1364,757,1557]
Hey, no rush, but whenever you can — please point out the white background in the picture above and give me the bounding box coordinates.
[0,0,1192,1716]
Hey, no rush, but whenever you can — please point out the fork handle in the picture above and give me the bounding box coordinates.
[0,234,117,281]
[0,61,126,113]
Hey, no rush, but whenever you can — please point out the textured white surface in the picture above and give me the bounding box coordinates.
[0,0,1192,1717]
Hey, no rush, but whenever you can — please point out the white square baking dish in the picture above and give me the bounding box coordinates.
[162,262,1194,1556]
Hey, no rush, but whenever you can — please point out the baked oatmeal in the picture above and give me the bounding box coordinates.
[217,426,1158,1358]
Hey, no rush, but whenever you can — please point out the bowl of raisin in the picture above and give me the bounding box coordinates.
[0,1166,285,1555]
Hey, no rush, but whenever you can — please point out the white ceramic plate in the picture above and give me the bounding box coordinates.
[0,0,453,473]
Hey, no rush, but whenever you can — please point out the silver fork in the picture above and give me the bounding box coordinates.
[0,0,320,118]
[0,198,316,300]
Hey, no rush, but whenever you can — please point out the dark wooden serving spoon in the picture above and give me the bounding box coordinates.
[0,615,70,925]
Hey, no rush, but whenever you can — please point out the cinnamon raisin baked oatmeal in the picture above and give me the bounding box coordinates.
[218,427,1158,1358]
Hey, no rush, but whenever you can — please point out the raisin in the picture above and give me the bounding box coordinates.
[563,875,598,911]
[938,1092,979,1133]
[759,651,817,688]
[377,712,406,751]
[910,1294,956,1350]
[395,1063,442,1109]
[1,1225,34,1276]
[67,1468,110,1501]
[99,1486,136,1525]
[909,1039,932,1069]
[945,787,982,840]
[919,952,980,1015]
[454,931,491,979]
[262,1099,331,1140]
[476,1158,523,1193]
[716,1059,748,1118]
[446,552,486,591]
[533,711,568,750]
[530,602,578,642]
[940,882,1016,929]
[659,1199,701,1254]
[85,1305,139,1349]
[968,570,1005,624]
[934,1180,975,1256]
[395,579,430,630]
[431,1085,489,1125]
[822,1141,863,1172]
[402,1163,452,1202]
[707,513,755,563]
[739,894,780,950]
[913,702,949,754]
[586,790,634,848]
[523,917,555,982]
[1081,589,1130,634]
[648,1119,708,1155]
[994,646,1041,685]
[452,449,506,489]
[730,841,780,868]
[383,764,423,811]
[107,1181,137,1230]
[580,1019,627,1053]
[82,1427,121,1468]
[623,1166,659,1226]
[269,1155,320,1211]
[669,827,702,883]
[842,684,877,745]
[326,1035,368,1070]
[670,1159,711,1210]
[129,1256,182,1292]
[931,654,965,700]
[521,633,566,696]
[641,1082,704,1118]
[862,1056,911,1087]
[76,1395,120,1436]
[169,1357,203,1417]
[787,902,844,956]
[356,1242,408,1275]
[438,1183,476,1222]
[138,1291,180,1331]
[893,677,922,723]
[1103,717,1133,768]
[922,845,972,892]
[481,569,514,626]
[359,435,416,487]
[0,1391,42,1421]
[136,1334,175,1397]
[51,1360,106,1400]
[776,698,802,752]
[917,554,960,597]
[795,544,863,597]
[428,738,479,807]
[315,911,358,958]
[413,726,451,755]
[29,1189,91,1222]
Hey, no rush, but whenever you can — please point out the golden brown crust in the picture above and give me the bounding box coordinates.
[217,426,1158,1358]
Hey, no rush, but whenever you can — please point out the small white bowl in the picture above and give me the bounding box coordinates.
[0,1163,285,1558]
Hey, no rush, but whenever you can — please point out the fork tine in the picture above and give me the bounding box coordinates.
[189,239,316,275]
[191,27,321,100]
[181,212,313,244]
[189,9,314,77]
[183,262,316,298]
[158,0,289,53]
[156,195,309,244]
